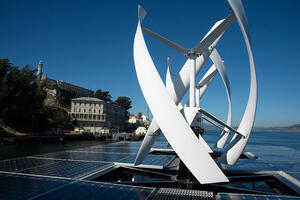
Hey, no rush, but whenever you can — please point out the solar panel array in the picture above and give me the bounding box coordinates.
[0,172,154,200]
[0,140,299,199]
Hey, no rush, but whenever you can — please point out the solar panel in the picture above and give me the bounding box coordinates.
[0,172,154,200]
[0,172,70,200]
[267,161,300,173]
[117,154,175,166]
[73,147,139,154]
[152,142,173,149]
[35,179,154,200]
[18,160,111,178]
[0,157,59,172]
[217,193,300,200]
[36,151,133,162]
[225,159,277,171]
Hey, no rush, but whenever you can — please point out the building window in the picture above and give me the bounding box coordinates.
[74,108,75,112]
[84,109,86,112]
[89,109,91,113]
[79,108,81,112]
[84,103,86,106]
[94,109,96,113]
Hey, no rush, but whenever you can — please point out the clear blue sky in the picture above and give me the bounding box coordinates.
[1,0,299,127]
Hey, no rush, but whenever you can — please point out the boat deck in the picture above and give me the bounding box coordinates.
[0,141,299,199]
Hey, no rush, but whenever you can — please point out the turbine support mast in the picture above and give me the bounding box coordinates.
[187,54,198,108]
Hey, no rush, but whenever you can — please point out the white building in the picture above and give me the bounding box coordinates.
[128,114,150,127]
[70,97,126,133]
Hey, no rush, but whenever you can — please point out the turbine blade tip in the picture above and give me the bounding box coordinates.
[138,5,147,22]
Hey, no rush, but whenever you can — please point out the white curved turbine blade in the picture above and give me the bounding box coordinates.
[192,13,235,54]
[199,65,217,98]
[135,57,174,166]
[209,49,232,149]
[134,11,232,165]
[218,0,257,165]
[197,65,218,88]
[133,6,228,184]
[166,58,173,90]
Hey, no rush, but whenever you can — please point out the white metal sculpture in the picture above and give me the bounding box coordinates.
[133,0,257,184]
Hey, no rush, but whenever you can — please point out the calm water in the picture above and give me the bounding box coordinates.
[0,131,299,161]
[157,130,300,162]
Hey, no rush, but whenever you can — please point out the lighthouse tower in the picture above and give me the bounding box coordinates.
[37,60,43,80]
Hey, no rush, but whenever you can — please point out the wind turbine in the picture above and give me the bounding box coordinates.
[132,0,257,184]
[134,11,235,166]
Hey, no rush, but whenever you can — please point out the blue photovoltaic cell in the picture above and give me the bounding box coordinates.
[0,173,154,200]
[0,157,59,172]
[36,151,133,162]
[34,180,154,200]
[18,160,111,178]
[152,142,173,149]
[267,161,300,173]
[0,172,70,200]
[225,159,278,171]
[118,154,174,166]
[217,193,300,200]
[74,147,138,154]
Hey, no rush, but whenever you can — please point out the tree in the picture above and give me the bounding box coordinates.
[57,88,78,108]
[138,112,142,118]
[114,96,132,110]
[0,59,46,132]
[94,89,112,102]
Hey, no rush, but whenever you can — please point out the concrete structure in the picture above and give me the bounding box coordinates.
[70,97,126,133]
[37,61,94,97]
[46,79,94,97]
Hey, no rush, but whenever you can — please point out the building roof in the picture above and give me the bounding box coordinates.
[71,97,104,102]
